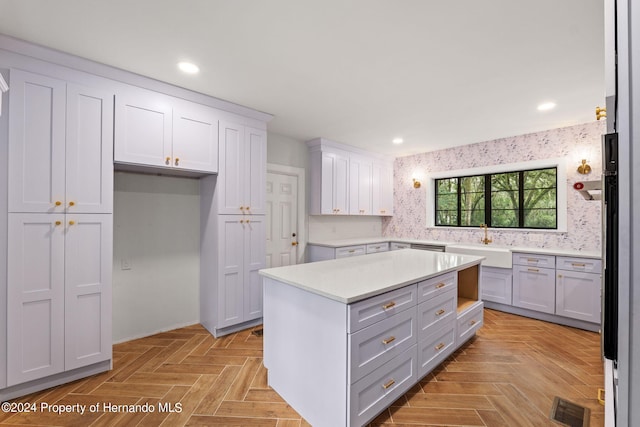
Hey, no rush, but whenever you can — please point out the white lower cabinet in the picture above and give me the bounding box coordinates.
[216,215,266,330]
[555,257,602,323]
[349,346,417,427]
[456,301,484,345]
[512,264,556,314]
[418,320,456,377]
[510,253,602,327]
[481,266,513,305]
[7,213,112,386]
[349,308,416,383]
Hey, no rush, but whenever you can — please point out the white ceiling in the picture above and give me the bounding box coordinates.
[0,0,604,156]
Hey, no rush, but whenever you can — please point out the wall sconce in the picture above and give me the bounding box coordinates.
[412,178,421,188]
[577,159,592,175]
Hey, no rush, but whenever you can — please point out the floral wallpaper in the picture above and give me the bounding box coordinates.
[382,121,606,252]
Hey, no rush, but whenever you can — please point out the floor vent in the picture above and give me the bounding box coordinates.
[251,328,264,337]
[550,396,590,427]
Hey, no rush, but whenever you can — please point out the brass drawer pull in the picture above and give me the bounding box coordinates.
[527,268,539,272]
[436,309,445,316]
[469,320,477,326]
[382,379,395,389]
[382,301,396,310]
[527,258,539,263]
[348,250,356,253]
[435,343,445,350]
[572,263,586,267]
[435,283,446,289]
[382,336,396,345]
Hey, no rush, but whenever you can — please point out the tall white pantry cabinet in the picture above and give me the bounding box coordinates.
[4,69,113,392]
[200,121,268,338]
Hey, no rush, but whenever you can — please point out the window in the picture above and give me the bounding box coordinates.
[435,167,557,229]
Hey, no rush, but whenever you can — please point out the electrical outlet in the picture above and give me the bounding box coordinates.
[121,258,132,270]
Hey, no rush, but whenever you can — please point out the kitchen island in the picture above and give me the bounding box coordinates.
[259,249,484,427]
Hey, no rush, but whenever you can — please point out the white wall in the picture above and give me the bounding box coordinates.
[112,172,200,342]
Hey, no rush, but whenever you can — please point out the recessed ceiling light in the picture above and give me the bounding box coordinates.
[537,102,556,111]
[392,138,404,144]
[177,61,200,74]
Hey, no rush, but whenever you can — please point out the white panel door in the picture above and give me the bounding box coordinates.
[114,90,172,168]
[512,265,555,314]
[245,127,267,215]
[217,122,245,214]
[266,173,298,268]
[481,266,513,305]
[334,151,349,215]
[244,216,266,321]
[64,214,113,370]
[173,100,219,173]
[218,216,245,328]
[8,69,66,213]
[556,271,601,323]
[7,213,65,386]
[66,84,114,214]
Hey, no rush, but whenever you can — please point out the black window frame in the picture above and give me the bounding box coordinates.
[434,166,558,229]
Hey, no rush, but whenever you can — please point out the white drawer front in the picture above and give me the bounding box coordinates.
[418,319,456,377]
[348,285,417,333]
[366,242,389,254]
[417,288,456,341]
[457,301,484,345]
[556,256,602,273]
[417,271,456,304]
[336,245,367,258]
[390,242,410,250]
[349,307,416,383]
[512,252,555,268]
[350,346,417,427]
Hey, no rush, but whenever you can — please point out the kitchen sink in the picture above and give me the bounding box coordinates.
[445,244,512,268]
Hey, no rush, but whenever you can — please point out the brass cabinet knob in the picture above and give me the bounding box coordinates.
[291,242,298,246]
[54,220,62,226]
[165,157,171,165]
[68,220,75,226]
[68,201,75,207]
[175,158,180,166]
[55,201,62,207]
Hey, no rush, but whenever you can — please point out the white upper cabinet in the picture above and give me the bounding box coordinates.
[115,88,219,174]
[349,155,372,215]
[318,148,350,215]
[172,99,218,172]
[372,161,394,216]
[8,70,113,214]
[309,138,394,216]
[114,90,172,168]
[217,121,267,215]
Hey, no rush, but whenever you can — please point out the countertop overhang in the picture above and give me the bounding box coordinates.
[259,249,484,304]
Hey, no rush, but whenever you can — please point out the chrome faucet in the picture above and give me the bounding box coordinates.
[480,223,492,245]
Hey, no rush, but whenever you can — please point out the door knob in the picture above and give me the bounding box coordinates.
[291,242,298,246]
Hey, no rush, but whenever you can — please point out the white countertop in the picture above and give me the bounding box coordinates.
[307,237,601,259]
[259,249,483,304]
[306,237,450,247]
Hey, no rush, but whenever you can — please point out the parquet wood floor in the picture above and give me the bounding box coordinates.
[1,309,604,426]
